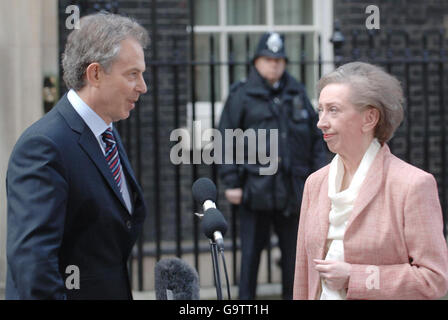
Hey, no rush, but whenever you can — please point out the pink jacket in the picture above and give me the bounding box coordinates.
[293,144,448,299]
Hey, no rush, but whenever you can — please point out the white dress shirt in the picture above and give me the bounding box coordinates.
[67,89,133,214]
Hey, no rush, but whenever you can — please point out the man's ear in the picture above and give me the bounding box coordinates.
[84,62,103,88]
[362,107,380,133]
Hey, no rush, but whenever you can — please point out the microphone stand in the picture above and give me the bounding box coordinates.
[193,209,231,300]
[209,239,223,300]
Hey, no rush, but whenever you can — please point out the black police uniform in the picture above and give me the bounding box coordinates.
[217,33,327,300]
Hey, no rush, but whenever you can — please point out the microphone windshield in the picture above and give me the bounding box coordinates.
[154,258,200,300]
[192,177,217,204]
[201,208,228,239]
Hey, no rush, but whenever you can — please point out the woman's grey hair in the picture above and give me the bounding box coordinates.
[62,12,149,91]
[317,62,404,144]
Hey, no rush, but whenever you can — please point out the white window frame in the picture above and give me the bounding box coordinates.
[192,0,334,101]
[184,0,334,150]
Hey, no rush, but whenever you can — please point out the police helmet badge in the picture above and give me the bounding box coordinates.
[253,32,287,62]
[266,33,283,53]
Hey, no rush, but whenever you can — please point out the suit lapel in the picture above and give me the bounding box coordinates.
[345,144,387,233]
[317,174,331,259]
[309,174,331,299]
[56,94,130,211]
[113,128,143,203]
[78,129,130,211]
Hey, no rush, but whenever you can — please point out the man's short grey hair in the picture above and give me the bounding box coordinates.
[62,12,149,91]
[317,62,404,144]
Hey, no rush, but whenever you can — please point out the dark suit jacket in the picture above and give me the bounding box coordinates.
[5,94,147,299]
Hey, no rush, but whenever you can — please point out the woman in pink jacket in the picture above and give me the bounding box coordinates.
[293,62,448,300]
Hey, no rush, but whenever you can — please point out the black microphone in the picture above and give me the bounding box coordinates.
[154,257,200,300]
[192,178,228,249]
[192,177,217,211]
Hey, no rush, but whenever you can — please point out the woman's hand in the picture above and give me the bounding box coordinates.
[225,188,243,205]
[314,259,352,291]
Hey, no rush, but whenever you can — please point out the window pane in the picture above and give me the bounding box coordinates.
[194,33,221,101]
[274,0,313,25]
[283,33,317,102]
[228,33,263,83]
[195,0,219,25]
[227,0,266,25]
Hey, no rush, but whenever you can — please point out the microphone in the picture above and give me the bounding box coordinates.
[154,257,200,300]
[192,178,228,249]
[192,177,217,210]
[201,207,228,249]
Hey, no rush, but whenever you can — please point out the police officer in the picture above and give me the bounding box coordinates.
[218,32,327,300]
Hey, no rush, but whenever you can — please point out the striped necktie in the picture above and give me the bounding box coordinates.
[101,128,123,191]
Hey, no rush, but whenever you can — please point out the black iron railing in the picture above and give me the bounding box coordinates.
[57,1,447,292]
[120,29,447,291]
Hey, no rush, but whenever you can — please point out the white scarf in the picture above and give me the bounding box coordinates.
[320,139,381,300]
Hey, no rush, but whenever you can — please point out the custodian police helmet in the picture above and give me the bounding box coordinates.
[253,32,288,62]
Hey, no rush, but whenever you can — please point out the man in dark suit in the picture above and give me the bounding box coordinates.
[5,13,148,299]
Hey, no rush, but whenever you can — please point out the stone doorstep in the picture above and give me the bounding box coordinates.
[132,283,282,300]
[130,245,283,292]
[0,284,281,300]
